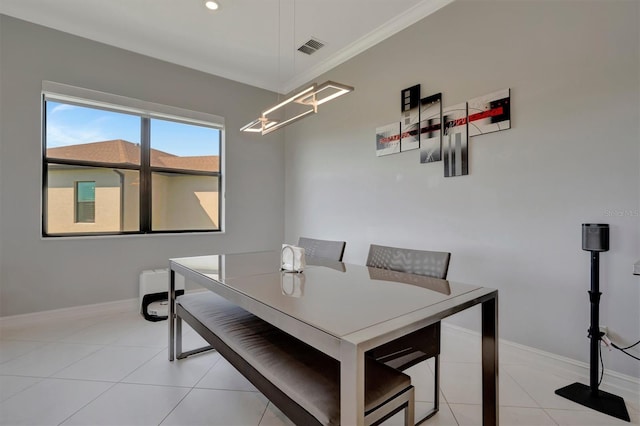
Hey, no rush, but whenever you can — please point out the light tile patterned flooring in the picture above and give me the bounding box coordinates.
[0,309,638,425]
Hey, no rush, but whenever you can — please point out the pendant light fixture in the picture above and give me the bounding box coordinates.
[241,0,353,135]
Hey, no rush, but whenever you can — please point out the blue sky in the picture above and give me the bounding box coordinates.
[46,101,220,156]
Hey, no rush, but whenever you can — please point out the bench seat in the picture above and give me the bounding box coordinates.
[176,292,414,426]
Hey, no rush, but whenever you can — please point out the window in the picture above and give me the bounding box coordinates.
[75,181,96,223]
[42,82,224,237]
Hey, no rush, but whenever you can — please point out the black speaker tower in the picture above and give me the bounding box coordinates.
[555,224,630,422]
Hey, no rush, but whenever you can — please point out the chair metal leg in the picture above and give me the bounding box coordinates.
[415,355,440,425]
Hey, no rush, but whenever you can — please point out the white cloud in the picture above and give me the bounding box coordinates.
[45,106,139,148]
[46,122,108,148]
[50,104,78,114]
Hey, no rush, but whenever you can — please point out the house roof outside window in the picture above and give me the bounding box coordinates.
[47,139,219,172]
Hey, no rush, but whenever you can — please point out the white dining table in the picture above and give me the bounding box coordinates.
[168,251,499,425]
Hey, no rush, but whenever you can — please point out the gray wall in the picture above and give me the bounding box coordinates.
[0,16,285,316]
[0,16,4,302]
[284,0,640,377]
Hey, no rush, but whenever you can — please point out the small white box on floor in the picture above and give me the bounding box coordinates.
[139,269,185,321]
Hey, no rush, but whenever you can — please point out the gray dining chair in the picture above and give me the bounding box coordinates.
[365,244,451,424]
[298,237,346,261]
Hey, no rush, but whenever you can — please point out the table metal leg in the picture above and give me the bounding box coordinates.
[481,294,499,426]
[169,268,176,361]
[176,312,182,358]
[340,341,365,426]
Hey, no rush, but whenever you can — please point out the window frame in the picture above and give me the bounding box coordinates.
[74,181,96,224]
[41,81,225,238]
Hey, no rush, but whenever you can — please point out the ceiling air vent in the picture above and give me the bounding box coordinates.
[298,38,325,55]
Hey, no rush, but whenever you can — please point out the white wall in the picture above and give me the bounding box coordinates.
[284,0,640,377]
[0,15,285,316]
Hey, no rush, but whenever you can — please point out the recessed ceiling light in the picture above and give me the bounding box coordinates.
[204,1,219,10]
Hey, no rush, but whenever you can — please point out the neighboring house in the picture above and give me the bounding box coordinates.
[46,139,219,234]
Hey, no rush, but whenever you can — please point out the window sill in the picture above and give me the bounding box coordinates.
[41,230,225,241]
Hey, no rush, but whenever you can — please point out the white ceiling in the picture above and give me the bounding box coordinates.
[0,0,453,93]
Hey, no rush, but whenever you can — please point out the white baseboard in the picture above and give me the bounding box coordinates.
[0,288,209,329]
[0,298,139,328]
[442,322,640,402]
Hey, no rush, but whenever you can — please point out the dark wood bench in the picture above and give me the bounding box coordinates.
[174,292,415,426]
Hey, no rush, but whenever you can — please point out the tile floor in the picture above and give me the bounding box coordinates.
[0,309,638,426]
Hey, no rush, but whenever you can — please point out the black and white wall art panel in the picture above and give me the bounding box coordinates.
[419,92,442,164]
[375,122,401,156]
[443,102,468,177]
[467,88,511,137]
[400,84,421,151]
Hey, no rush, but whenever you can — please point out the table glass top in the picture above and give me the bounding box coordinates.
[171,251,481,337]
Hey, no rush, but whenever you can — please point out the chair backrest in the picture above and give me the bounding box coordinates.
[366,244,451,279]
[298,237,346,261]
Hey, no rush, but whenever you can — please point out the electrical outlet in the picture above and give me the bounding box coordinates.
[599,326,608,336]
